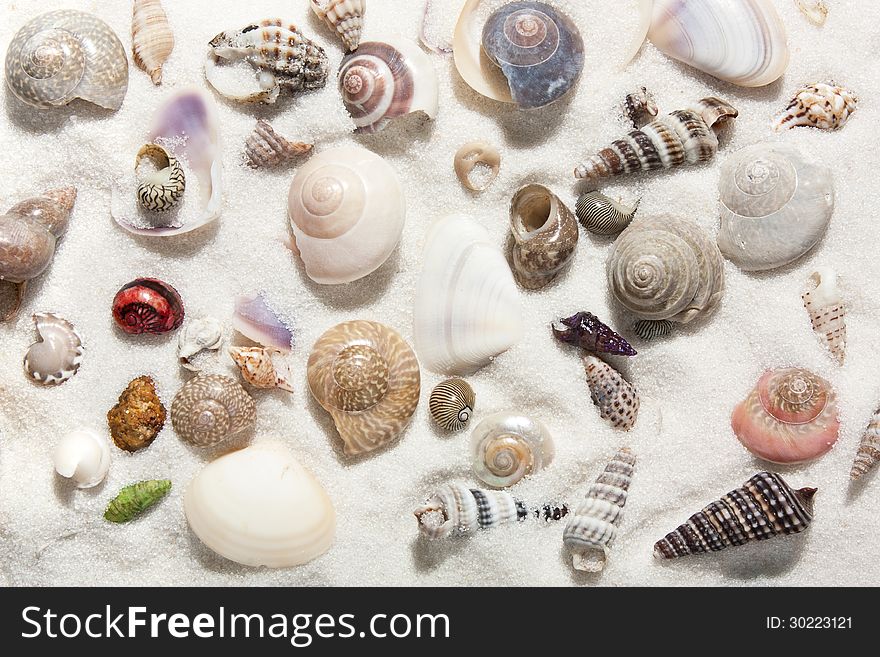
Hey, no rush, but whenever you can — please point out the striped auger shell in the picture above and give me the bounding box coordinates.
[575,191,639,236]
[653,472,816,559]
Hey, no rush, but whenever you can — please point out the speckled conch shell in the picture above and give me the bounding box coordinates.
[470,412,554,488]
[454,140,501,192]
[563,447,635,572]
[717,144,834,272]
[575,97,738,181]
[23,313,83,386]
[170,374,257,447]
[575,192,639,236]
[307,320,420,456]
[654,472,816,559]
[136,144,185,212]
[4,10,129,110]
[177,316,224,371]
[583,355,639,431]
[288,146,405,284]
[852,408,880,481]
[802,268,846,365]
[607,216,725,324]
[454,0,584,109]
[0,187,75,320]
[54,428,111,489]
[132,0,173,85]
[185,441,335,568]
[428,378,476,431]
[245,120,312,168]
[795,0,828,27]
[311,0,364,51]
[774,82,857,132]
[509,184,579,290]
[646,0,789,87]
[731,367,840,464]
[205,19,329,104]
[414,213,523,375]
[232,293,293,351]
[229,347,294,393]
[339,38,438,134]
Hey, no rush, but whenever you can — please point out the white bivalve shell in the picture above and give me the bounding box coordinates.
[717,144,834,272]
[470,412,554,488]
[184,441,336,568]
[287,146,405,284]
[54,427,111,489]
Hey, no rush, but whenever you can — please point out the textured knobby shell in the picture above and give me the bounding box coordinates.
[132,0,174,85]
[428,378,476,431]
[288,146,405,285]
[232,293,293,351]
[575,191,639,236]
[654,472,816,558]
[624,87,658,128]
[338,38,439,134]
[717,144,834,272]
[583,355,639,431]
[112,277,185,335]
[307,320,420,456]
[414,213,523,375]
[5,9,129,109]
[107,376,166,452]
[647,0,789,87]
[184,442,335,568]
[311,0,365,51]
[170,374,256,447]
[104,479,171,523]
[177,316,223,371]
[852,409,880,481]
[802,268,846,365]
[509,184,579,290]
[136,143,185,212]
[23,313,83,386]
[607,215,725,324]
[470,412,554,488]
[454,140,501,192]
[552,311,636,356]
[774,82,857,132]
[245,120,312,168]
[563,447,636,572]
[54,428,111,489]
[731,368,840,464]
[229,346,294,393]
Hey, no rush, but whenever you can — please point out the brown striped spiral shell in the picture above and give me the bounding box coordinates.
[428,378,475,431]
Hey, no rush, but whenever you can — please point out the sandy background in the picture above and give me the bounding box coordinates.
[1,0,878,586]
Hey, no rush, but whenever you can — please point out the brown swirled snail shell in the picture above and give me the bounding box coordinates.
[170,374,256,447]
[428,378,475,432]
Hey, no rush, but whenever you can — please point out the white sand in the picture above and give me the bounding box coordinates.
[1,0,878,586]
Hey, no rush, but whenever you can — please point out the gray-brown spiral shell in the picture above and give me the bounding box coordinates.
[428,378,475,431]
[170,374,256,447]
[245,120,313,168]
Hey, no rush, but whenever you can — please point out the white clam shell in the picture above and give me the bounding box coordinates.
[717,144,834,272]
[470,412,554,488]
[287,146,405,284]
[648,0,789,87]
[184,441,336,568]
[413,213,523,375]
[54,427,111,489]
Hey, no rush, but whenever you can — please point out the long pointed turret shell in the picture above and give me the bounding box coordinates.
[563,448,635,572]
[802,268,846,364]
[583,355,639,431]
[654,472,816,559]
[774,82,857,132]
[852,409,880,481]
[470,412,554,488]
[311,0,365,51]
[54,428,111,489]
[24,313,83,385]
[132,0,174,85]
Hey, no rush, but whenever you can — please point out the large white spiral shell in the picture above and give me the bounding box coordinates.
[469,412,555,488]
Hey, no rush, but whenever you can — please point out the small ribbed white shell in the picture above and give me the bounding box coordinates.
[852,409,880,481]
[470,412,554,488]
[54,428,111,489]
[802,268,846,365]
[414,481,522,540]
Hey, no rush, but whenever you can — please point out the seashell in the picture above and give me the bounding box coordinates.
[454,140,501,192]
[232,293,293,352]
[205,19,329,104]
[288,146,405,284]
[229,346,294,393]
[553,312,637,356]
[136,143,185,212]
[624,86,658,128]
[563,447,636,572]
[717,144,834,272]
[631,319,673,341]
[4,10,128,110]
[575,97,738,181]
[307,320,420,456]
[851,408,880,481]
[339,38,439,134]
[509,184,579,290]
[107,376,166,452]
[171,374,257,448]
[54,428,111,489]
[245,120,312,168]
[654,472,816,559]
[0,187,76,321]
[470,412,554,488]
[774,82,857,132]
[454,1,584,109]
[421,0,453,55]
[583,355,639,431]
[607,215,725,324]
[184,441,335,567]
[112,277,185,335]
[104,479,171,523]
[795,0,828,26]
[311,0,365,51]
[131,0,173,85]
[177,316,224,371]
[802,268,846,365]
[731,367,840,464]
[647,0,789,87]
[429,378,476,432]
[23,313,83,386]
[413,213,523,375]
[575,191,639,236]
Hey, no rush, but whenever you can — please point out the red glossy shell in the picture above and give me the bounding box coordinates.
[112,278,184,335]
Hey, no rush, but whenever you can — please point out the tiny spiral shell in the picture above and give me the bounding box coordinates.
[428,378,475,431]
[575,192,639,236]
[802,268,846,365]
[132,0,174,85]
[245,120,312,168]
[469,412,554,488]
[852,408,880,481]
[136,144,185,212]
[170,374,256,447]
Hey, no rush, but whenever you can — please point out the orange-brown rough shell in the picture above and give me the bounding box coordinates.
[107,375,166,452]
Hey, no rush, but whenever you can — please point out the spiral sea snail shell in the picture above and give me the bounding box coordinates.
[5,10,129,110]
[428,378,475,432]
[171,374,257,448]
[23,313,84,386]
[470,412,554,488]
[112,277,185,335]
[136,144,185,212]
[131,0,174,85]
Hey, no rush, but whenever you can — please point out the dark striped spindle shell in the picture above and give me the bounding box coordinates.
[632,319,674,341]
[575,191,639,236]
[112,277,184,335]
[428,378,475,431]
[653,471,817,559]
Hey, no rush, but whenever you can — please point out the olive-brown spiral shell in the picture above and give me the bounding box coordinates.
[170,374,256,447]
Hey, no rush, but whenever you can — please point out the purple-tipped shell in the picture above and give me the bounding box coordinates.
[552,312,636,356]
[232,293,293,352]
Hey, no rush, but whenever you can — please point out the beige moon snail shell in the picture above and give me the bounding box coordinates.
[170,374,257,447]
[470,412,555,488]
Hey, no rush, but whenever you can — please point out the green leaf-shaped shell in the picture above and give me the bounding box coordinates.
[104,479,171,523]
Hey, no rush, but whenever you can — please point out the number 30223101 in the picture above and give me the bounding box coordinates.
[767,617,852,629]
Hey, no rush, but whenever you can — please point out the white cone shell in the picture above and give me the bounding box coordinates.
[54,428,111,489]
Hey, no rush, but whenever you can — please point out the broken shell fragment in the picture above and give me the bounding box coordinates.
[107,376,166,452]
[454,140,501,192]
[177,316,223,371]
[23,313,83,386]
[232,293,292,352]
